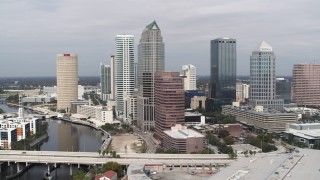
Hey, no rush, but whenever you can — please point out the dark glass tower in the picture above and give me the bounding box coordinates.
[209,38,236,104]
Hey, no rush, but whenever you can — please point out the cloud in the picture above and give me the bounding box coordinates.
[0,0,319,77]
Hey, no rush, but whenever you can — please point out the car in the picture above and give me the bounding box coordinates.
[150,171,157,175]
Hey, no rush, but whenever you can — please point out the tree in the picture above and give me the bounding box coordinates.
[218,130,230,138]
[249,150,253,156]
[0,108,4,114]
[73,170,87,180]
[102,150,106,156]
[98,162,123,177]
[243,150,249,157]
[223,136,234,145]
[253,151,256,156]
[98,150,101,156]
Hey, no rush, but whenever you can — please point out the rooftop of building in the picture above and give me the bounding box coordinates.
[210,148,320,180]
[254,40,273,52]
[145,20,160,30]
[223,105,296,116]
[231,144,262,153]
[164,128,204,139]
[95,170,116,180]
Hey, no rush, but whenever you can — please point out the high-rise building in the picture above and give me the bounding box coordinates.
[110,55,115,100]
[181,64,197,91]
[236,82,249,103]
[276,78,291,104]
[100,63,111,101]
[56,53,78,112]
[115,35,135,116]
[209,38,236,104]
[292,64,320,106]
[137,21,165,130]
[154,72,184,140]
[249,41,283,110]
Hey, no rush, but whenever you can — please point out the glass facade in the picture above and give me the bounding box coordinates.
[210,38,236,104]
[137,21,165,131]
[249,41,283,110]
[100,64,111,94]
[115,35,135,115]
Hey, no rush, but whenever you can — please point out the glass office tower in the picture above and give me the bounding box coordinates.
[210,38,236,104]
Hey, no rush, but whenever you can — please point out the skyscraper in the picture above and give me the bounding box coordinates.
[56,53,78,112]
[249,41,283,110]
[154,72,185,140]
[181,64,197,91]
[110,55,115,100]
[137,21,165,130]
[292,64,320,106]
[100,63,111,101]
[115,35,135,116]
[210,38,236,104]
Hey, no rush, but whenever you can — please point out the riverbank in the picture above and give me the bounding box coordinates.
[54,117,112,151]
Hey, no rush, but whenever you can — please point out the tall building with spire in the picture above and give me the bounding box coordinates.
[209,38,236,104]
[137,21,165,130]
[249,41,283,110]
[115,35,135,116]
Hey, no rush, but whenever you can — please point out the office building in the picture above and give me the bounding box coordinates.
[115,35,135,116]
[77,105,113,126]
[154,72,184,139]
[100,63,111,101]
[110,55,115,100]
[276,78,291,104]
[209,38,236,104]
[190,96,206,110]
[249,41,284,110]
[292,64,320,106]
[56,53,78,113]
[222,105,297,132]
[181,64,197,90]
[236,82,249,103]
[123,91,137,125]
[185,90,206,109]
[163,124,205,153]
[137,21,165,131]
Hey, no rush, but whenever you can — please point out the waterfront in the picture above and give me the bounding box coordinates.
[0,105,105,180]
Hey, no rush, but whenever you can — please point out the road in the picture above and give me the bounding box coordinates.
[0,150,233,166]
[138,132,158,153]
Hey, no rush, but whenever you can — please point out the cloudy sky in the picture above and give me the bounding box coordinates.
[0,0,319,77]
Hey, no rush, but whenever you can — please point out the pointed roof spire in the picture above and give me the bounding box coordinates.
[145,20,160,30]
[255,41,273,51]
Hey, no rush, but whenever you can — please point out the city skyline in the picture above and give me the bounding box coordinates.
[0,0,319,77]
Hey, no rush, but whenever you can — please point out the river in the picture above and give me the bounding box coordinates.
[0,104,104,180]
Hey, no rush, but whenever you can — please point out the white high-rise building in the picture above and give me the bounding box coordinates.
[249,41,283,110]
[56,53,78,112]
[181,64,197,90]
[115,35,135,116]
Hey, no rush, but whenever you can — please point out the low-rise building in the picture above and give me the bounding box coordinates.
[0,128,17,149]
[95,170,117,180]
[222,105,297,133]
[22,96,55,103]
[163,124,205,153]
[284,123,320,148]
[190,96,206,110]
[77,105,113,125]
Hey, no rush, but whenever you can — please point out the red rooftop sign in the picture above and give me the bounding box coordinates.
[64,54,71,56]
